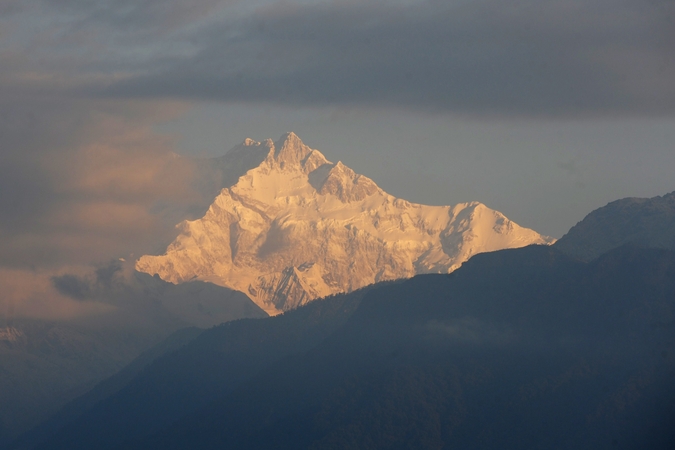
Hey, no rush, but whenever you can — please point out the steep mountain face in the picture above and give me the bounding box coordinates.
[137,133,554,314]
[555,191,675,261]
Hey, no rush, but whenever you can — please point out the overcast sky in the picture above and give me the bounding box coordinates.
[1,0,674,319]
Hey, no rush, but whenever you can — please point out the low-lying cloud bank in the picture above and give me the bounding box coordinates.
[0,268,114,323]
[0,96,210,320]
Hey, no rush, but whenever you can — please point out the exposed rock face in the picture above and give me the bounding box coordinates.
[137,133,554,315]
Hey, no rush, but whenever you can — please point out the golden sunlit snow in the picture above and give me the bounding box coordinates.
[137,133,554,315]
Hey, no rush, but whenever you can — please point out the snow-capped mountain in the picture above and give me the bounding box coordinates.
[136,133,554,315]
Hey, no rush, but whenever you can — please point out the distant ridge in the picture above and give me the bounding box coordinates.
[137,132,554,314]
[555,191,675,261]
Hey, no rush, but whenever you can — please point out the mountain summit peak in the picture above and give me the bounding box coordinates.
[277,131,301,145]
[272,132,318,168]
[137,133,554,315]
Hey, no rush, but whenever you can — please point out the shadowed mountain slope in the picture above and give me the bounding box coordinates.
[24,285,379,450]
[555,191,675,261]
[0,268,265,447]
[8,327,203,450]
[32,245,675,450]
[121,245,675,450]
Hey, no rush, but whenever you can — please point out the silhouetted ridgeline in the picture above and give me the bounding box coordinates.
[19,285,375,450]
[23,245,675,450]
[555,190,675,261]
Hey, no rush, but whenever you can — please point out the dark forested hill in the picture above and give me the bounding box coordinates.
[0,268,266,448]
[555,191,675,261]
[23,284,376,450]
[31,245,675,450]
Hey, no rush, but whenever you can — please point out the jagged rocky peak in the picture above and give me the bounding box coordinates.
[274,132,307,161]
[204,137,274,190]
[206,133,328,194]
[310,161,380,202]
[226,137,273,163]
[137,132,554,315]
[270,132,329,172]
[229,137,265,152]
[234,132,330,174]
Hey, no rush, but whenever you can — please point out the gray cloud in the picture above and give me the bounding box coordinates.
[52,274,92,301]
[41,0,229,33]
[0,1,23,15]
[51,259,123,301]
[0,267,114,321]
[0,92,207,269]
[100,0,675,117]
[4,0,674,117]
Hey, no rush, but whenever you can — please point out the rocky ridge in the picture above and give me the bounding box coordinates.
[136,133,554,315]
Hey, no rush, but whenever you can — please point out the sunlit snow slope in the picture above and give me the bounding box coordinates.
[137,133,554,315]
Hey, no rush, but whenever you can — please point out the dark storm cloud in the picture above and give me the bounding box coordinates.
[52,274,92,300]
[101,0,675,117]
[51,259,123,300]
